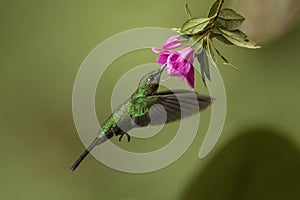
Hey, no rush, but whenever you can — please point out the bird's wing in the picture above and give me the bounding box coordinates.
[129,90,213,126]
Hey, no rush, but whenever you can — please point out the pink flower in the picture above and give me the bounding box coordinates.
[152,35,195,90]
[152,35,182,53]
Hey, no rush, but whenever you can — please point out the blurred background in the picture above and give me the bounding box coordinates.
[1,0,300,199]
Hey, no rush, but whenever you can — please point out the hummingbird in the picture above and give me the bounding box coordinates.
[70,64,213,171]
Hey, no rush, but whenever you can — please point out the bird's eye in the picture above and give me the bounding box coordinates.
[147,75,154,82]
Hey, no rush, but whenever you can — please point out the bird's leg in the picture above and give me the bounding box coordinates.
[118,132,130,142]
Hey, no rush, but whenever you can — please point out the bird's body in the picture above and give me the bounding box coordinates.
[71,65,213,170]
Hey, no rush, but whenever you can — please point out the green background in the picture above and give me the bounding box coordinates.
[1,0,300,199]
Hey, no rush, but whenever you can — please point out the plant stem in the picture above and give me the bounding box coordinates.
[207,0,224,37]
[214,0,224,19]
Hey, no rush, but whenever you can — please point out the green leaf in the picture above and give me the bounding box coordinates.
[171,27,181,32]
[219,28,261,49]
[211,41,240,72]
[197,48,210,86]
[215,34,233,45]
[213,25,222,34]
[208,0,220,17]
[185,2,192,19]
[207,40,217,64]
[218,8,245,30]
[178,34,204,54]
[178,34,190,45]
[181,18,211,35]
[223,62,240,72]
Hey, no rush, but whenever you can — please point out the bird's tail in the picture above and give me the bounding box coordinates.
[70,135,109,171]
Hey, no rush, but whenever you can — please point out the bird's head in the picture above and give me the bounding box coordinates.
[138,64,166,87]
[136,64,166,95]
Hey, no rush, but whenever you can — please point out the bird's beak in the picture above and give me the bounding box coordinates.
[155,64,167,83]
[159,63,167,73]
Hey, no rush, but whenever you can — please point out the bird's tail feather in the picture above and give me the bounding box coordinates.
[70,135,109,171]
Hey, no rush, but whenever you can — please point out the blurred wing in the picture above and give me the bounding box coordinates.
[130,90,213,126]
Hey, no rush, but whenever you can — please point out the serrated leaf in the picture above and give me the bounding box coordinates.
[197,48,210,86]
[208,0,220,17]
[181,18,211,35]
[219,28,261,49]
[185,2,192,19]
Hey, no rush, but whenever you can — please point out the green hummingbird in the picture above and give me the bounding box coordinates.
[71,64,213,171]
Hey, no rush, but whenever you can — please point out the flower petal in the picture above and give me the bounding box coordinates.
[178,61,191,74]
[157,53,169,64]
[167,52,180,66]
[152,35,195,90]
[162,35,182,51]
[166,67,180,76]
[152,47,162,54]
[179,75,185,82]
[185,65,195,89]
[177,47,195,63]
